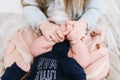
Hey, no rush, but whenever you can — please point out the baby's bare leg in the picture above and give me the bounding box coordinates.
[68,40,90,68]
[4,28,37,68]
[4,42,24,69]
[31,36,56,57]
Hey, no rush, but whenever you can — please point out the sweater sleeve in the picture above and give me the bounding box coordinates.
[1,63,26,80]
[21,0,48,32]
[81,0,101,33]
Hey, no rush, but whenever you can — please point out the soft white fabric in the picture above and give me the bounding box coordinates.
[0,0,23,13]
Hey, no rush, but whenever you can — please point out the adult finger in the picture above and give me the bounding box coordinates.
[54,32,62,42]
[70,32,81,41]
[56,28,65,42]
[44,34,52,42]
[67,30,78,40]
[67,26,79,40]
[50,33,59,43]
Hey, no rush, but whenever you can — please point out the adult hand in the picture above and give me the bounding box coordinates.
[39,22,65,43]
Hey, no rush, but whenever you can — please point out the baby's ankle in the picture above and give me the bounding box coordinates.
[16,61,30,72]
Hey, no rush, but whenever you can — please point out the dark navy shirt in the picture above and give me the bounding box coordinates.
[28,40,70,80]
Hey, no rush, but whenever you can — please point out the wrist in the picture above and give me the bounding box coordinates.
[71,40,85,50]
[39,21,50,31]
[77,19,88,30]
[70,39,81,45]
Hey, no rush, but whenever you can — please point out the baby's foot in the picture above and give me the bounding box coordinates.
[16,61,30,72]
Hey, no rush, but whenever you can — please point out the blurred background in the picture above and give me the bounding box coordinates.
[0,0,22,13]
[0,0,120,80]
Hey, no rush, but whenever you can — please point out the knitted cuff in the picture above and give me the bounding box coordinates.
[1,63,26,80]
